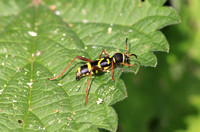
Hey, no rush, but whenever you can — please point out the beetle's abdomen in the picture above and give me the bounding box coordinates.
[76,56,112,80]
[97,57,112,70]
[78,61,98,76]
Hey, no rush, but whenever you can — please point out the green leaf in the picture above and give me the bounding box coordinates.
[0,0,180,131]
[148,0,167,6]
[175,95,200,132]
[186,0,200,65]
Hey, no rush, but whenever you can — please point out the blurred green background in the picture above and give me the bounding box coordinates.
[114,0,200,132]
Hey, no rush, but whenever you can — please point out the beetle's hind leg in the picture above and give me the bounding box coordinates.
[85,66,103,104]
[48,56,92,80]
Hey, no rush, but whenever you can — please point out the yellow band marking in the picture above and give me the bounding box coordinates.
[98,58,104,68]
[86,63,91,72]
[86,71,93,76]
[122,53,125,63]
[104,66,109,70]
[77,68,81,74]
[113,57,116,63]
[107,58,110,65]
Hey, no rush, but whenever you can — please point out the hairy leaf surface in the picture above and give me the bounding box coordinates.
[0,0,180,131]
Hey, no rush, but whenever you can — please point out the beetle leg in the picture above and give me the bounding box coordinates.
[99,49,109,59]
[48,56,92,80]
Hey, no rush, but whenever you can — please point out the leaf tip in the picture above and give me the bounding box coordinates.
[154,61,157,67]
[167,47,170,53]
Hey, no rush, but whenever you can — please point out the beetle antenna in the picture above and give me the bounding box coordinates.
[125,38,128,54]
[128,53,137,59]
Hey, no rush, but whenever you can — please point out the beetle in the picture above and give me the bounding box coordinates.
[48,38,137,104]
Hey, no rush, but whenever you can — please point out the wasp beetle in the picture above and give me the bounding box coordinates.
[48,38,137,104]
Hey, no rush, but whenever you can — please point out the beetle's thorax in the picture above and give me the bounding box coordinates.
[112,53,129,64]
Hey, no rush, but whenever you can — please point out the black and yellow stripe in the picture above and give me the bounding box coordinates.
[122,53,125,63]
[76,53,130,78]
[77,56,113,77]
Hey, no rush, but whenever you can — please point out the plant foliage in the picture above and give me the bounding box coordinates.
[0,0,180,131]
